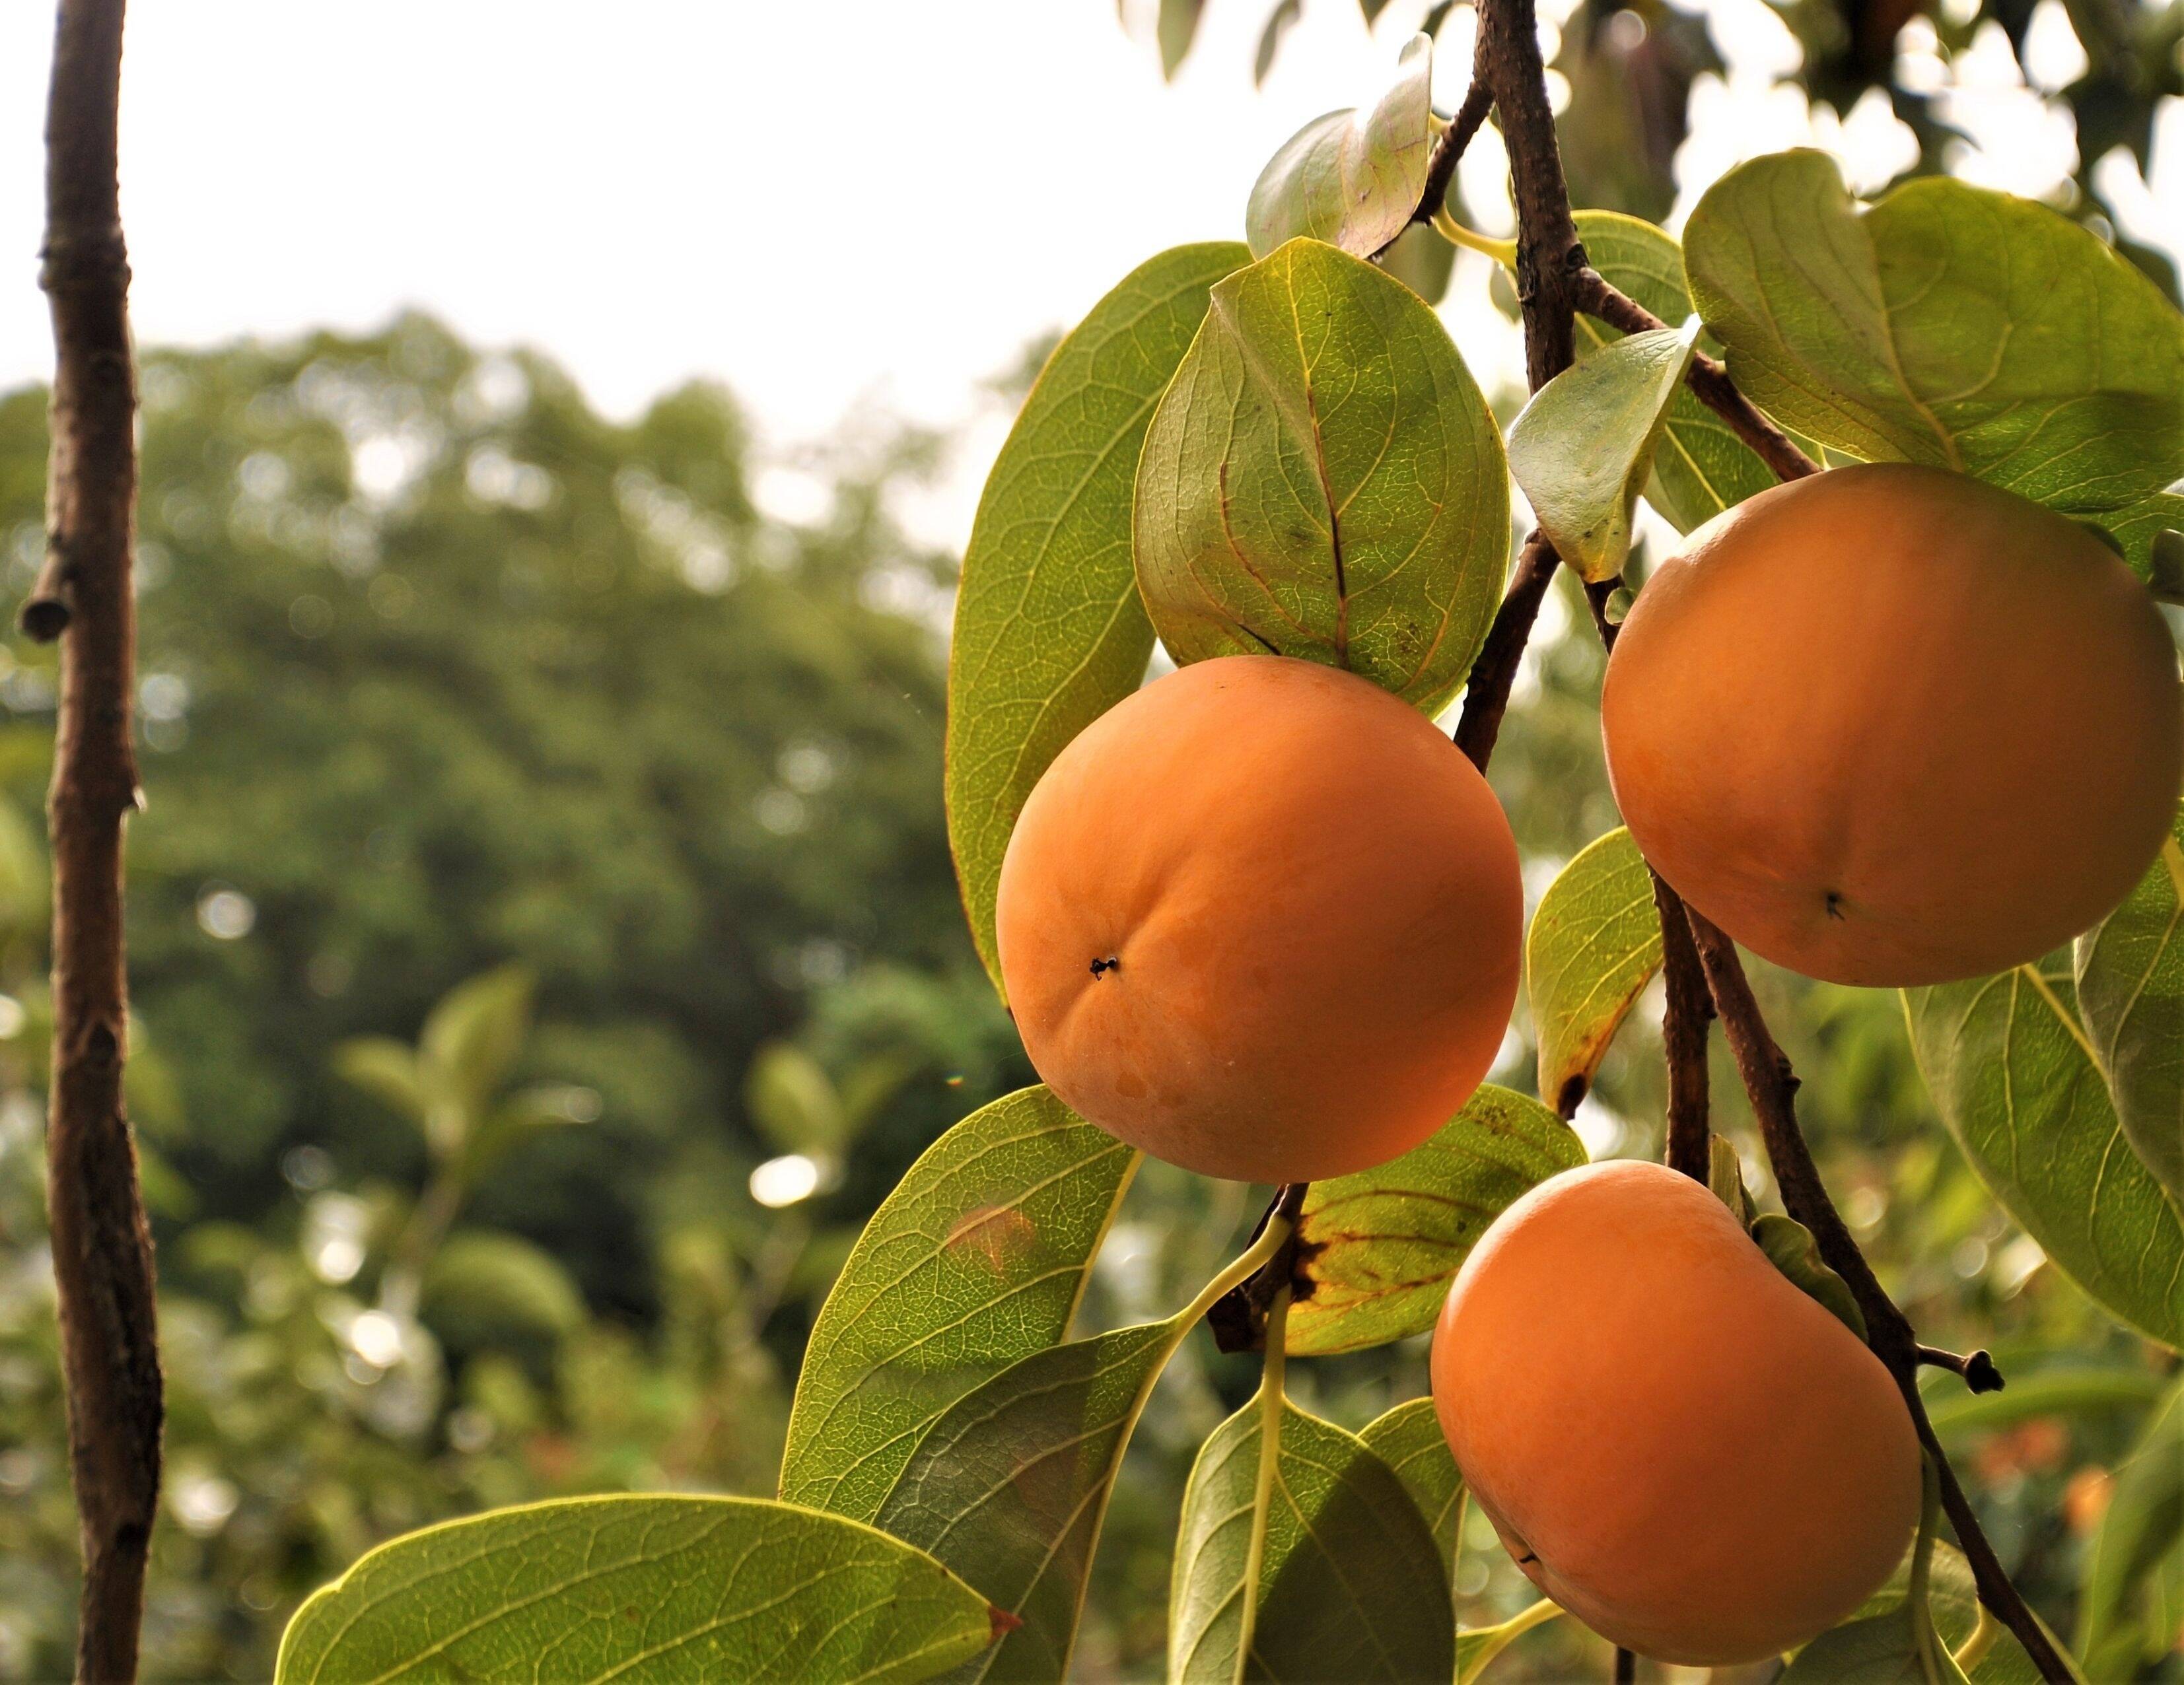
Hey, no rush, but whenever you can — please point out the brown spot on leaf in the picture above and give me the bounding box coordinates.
[946,1205,1038,1277]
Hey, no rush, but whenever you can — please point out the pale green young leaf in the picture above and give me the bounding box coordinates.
[1904,968,2184,1350]
[1751,1213,1867,1339]
[419,964,536,1131]
[2077,1373,2184,1680]
[780,1087,1139,1521]
[1526,827,1662,1117]
[1134,238,1510,714]
[273,1495,998,1685]
[1286,1085,1584,1356]
[1245,33,1434,260]
[2074,805,2184,1201]
[1158,0,1206,77]
[1455,1600,1563,1685]
[1571,209,1781,534]
[1508,321,1700,582]
[420,1229,588,1343]
[1358,1398,1466,1579]
[876,1317,1187,1684]
[1170,1398,1455,1684]
[946,243,1248,993]
[1708,1134,1758,1225]
[1685,151,2184,517]
[746,1041,848,1155]
[330,1036,427,1130]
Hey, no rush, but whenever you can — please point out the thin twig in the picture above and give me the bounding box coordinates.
[1682,908,2070,1683]
[1919,1346,2007,1395]
[37,1,161,1680]
[1570,269,1820,483]
[1651,874,1713,1182]
[1453,531,1558,770]
[1388,77,1493,254]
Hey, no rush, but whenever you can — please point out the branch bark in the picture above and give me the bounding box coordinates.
[1570,269,1820,483]
[36,3,161,1680]
[1651,874,1713,1182]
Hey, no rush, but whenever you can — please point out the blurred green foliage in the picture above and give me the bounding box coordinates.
[0,312,2174,1679]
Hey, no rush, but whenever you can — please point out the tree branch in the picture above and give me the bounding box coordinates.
[1682,908,2070,1683]
[1397,78,1494,250]
[1651,874,1713,1182]
[1453,530,1557,771]
[1570,269,1820,483]
[36,3,160,1679]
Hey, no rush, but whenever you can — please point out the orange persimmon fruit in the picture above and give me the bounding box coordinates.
[1602,462,2181,986]
[995,654,1521,1183]
[1432,1159,1921,1666]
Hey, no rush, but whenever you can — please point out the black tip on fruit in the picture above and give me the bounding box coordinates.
[1089,955,1119,977]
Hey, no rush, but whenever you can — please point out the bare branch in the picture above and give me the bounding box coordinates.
[37,1,161,1678]
[1651,874,1714,1181]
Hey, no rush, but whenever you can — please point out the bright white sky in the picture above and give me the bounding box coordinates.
[2,0,2180,541]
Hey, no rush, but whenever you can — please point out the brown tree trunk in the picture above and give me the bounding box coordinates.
[31,3,162,1680]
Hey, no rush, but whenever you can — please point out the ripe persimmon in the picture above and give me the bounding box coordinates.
[995,655,1521,1183]
[1432,1160,1920,1666]
[1602,463,2181,986]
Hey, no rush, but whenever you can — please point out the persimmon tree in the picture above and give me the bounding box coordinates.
[32,0,2184,1678]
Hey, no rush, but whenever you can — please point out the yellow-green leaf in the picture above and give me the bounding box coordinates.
[1285,1085,1585,1356]
[1905,966,2184,1350]
[1685,150,2184,518]
[1527,827,1662,1117]
[946,243,1249,992]
[1358,1398,1466,1580]
[781,1087,1138,1521]
[1134,238,1510,714]
[1170,1398,1454,1683]
[1509,320,1700,581]
[1572,209,1782,535]
[274,1496,998,1685]
[2075,803,2184,1201]
[1246,33,1434,260]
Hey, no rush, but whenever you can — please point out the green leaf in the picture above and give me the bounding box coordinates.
[420,1229,587,1344]
[1380,221,1457,305]
[876,1317,1184,1683]
[2078,1373,2184,1680]
[419,965,536,1154]
[331,1036,427,1130]
[2088,490,2184,588]
[1751,1212,1867,1339]
[1821,1540,2061,1685]
[780,1087,1139,1521]
[1779,1603,1936,1684]
[1684,151,2184,517]
[1708,1134,1758,1225]
[1922,1363,2167,1439]
[946,243,1248,993]
[1455,1600,1563,1685]
[1904,967,2184,1350]
[273,1495,999,1685]
[1357,1398,1466,1579]
[1253,0,1302,86]
[2075,806,2184,1201]
[1246,33,1434,261]
[1508,321,1701,582]
[1526,827,1662,1117]
[1571,209,1781,534]
[1158,0,1205,77]
[745,1041,847,1155]
[1134,238,1511,715]
[1285,1084,1586,1355]
[1169,1398,1455,1684]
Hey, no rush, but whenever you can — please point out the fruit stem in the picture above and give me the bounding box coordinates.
[1184,1186,1305,1331]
